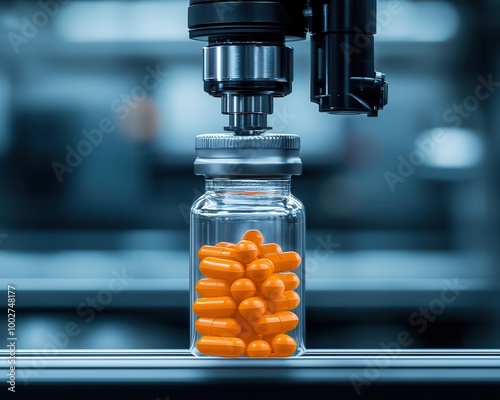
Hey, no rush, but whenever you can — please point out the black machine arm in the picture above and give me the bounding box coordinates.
[188,0,388,133]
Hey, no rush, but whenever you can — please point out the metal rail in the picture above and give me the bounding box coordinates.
[2,349,500,383]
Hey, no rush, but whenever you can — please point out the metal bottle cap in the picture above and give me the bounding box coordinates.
[194,133,302,177]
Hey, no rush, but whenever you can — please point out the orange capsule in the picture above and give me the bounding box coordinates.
[253,311,299,335]
[233,240,259,264]
[246,259,274,282]
[264,252,301,272]
[238,296,266,321]
[271,334,297,357]
[258,243,282,257]
[195,317,241,337]
[215,242,235,248]
[242,230,264,247]
[230,278,257,301]
[265,300,276,314]
[198,245,237,261]
[234,312,255,339]
[261,334,277,344]
[239,331,261,344]
[254,288,264,299]
[197,336,246,357]
[273,272,300,291]
[196,278,231,297]
[199,257,245,282]
[261,275,285,300]
[193,296,237,318]
[247,340,272,358]
[268,291,300,312]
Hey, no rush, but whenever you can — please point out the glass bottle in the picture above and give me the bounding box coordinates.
[190,133,305,357]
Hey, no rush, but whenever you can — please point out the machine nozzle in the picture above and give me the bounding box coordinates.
[203,42,293,135]
[188,0,306,135]
[188,0,388,133]
[222,94,272,135]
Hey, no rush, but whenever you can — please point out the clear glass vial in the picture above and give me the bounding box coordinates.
[190,133,305,357]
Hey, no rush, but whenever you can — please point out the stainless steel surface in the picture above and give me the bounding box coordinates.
[222,93,273,134]
[203,44,292,133]
[203,45,291,82]
[3,349,500,383]
[194,133,302,176]
[222,94,273,115]
[226,112,270,134]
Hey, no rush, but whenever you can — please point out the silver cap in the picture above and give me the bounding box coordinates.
[194,133,302,177]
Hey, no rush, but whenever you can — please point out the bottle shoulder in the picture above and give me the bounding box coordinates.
[288,194,304,209]
[191,192,305,215]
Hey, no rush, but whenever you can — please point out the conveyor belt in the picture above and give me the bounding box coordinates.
[2,349,500,383]
[2,349,500,399]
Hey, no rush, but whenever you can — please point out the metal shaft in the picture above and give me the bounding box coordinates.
[203,43,292,134]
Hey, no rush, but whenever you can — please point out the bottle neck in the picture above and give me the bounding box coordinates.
[205,178,291,196]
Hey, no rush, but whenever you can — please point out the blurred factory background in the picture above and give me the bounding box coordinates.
[0,0,499,352]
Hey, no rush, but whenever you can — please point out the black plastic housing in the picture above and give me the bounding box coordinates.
[309,0,388,116]
[188,0,388,118]
[188,0,307,40]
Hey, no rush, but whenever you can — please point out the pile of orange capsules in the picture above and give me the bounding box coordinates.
[193,229,301,358]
